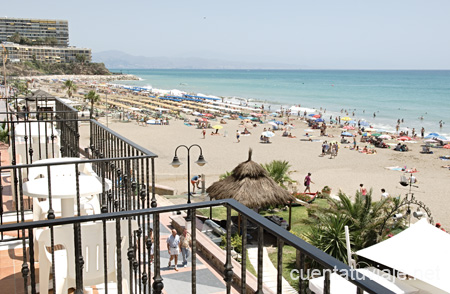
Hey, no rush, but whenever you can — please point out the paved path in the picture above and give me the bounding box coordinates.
[247,246,298,294]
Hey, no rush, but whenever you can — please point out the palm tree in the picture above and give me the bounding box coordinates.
[261,160,295,189]
[85,90,100,119]
[302,190,401,263]
[62,80,77,98]
[12,80,31,97]
[304,213,350,263]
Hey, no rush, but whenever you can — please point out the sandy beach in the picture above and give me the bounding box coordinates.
[38,78,450,230]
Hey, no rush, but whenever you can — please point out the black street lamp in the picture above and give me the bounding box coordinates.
[170,144,206,221]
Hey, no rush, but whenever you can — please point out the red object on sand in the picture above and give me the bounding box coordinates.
[313,114,321,118]
[398,136,412,141]
[443,144,450,149]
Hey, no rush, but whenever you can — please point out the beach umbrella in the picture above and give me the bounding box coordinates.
[262,131,275,137]
[206,149,296,232]
[348,120,357,124]
[316,118,324,122]
[365,128,377,132]
[275,121,284,125]
[313,114,321,118]
[268,121,277,126]
[341,132,354,137]
[304,129,315,132]
[371,133,382,137]
[436,135,448,141]
[443,144,450,149]
[223,115,231,118]
[360,121,370,127]
[270,112,278,116]
[427,132,440,137]
[362,132,370,137]
[379,134,392,140]
[206,149,295,209]
[398,136,412,141]
[212,125,223,130]
[341,117,351,121]
[198,118,208,122]
[343,126,355,130]
[308,114,315,117]
[204,113,214,117]
[425,139,437,143]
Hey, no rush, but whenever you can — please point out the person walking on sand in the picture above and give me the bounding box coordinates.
[236,130,240,143]
[421,127,425,139]
[167,229,181,271]
[180,228,191,268]
[360,184,367,196]
[202,129,206,139]
[304,173,314,193]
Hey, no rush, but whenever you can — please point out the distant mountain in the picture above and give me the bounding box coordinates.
[92,50,302,70]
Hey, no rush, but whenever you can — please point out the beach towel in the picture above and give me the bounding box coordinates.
[385,166,418,173]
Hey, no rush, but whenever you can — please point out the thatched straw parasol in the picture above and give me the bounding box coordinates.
[207,149,295,209]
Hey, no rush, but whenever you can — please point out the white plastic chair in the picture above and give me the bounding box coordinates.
[38,219,138,294]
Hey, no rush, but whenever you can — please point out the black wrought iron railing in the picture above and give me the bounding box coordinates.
[0,199,394,294]
[0,95,157,238]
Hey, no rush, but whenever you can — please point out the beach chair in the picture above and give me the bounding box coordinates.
[38,219,138,294]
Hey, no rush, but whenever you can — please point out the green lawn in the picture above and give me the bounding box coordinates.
[259,199,329,236]
[197,206,239,220]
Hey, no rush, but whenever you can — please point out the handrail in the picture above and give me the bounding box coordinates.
[90,119,158,157]
[0,198,395,294]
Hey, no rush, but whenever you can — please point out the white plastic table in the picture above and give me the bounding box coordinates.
[27,157,93,180]
[23,175,103,218]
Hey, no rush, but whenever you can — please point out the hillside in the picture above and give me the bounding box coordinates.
[2,62,112,77]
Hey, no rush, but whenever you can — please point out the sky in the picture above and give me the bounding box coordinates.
[3,0,450,69]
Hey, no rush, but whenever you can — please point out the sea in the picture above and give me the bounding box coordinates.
[111,69,450,137]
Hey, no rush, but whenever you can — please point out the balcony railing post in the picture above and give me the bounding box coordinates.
[152,213,164,293]
[256,225,264,294]
[28,228,37,294]
[191,208,197,294]
[74,223,84,294]
[240,216,247,293]
[298,251,305,293]
[102,220,109,294]
[116,218,123,294]
[324,270,331,294]
[224,205,233,294]
[277,239,284,294]
[151,158,156,208]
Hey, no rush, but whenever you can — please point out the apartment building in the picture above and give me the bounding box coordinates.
[2,42,91,63]
[0,17,69,47]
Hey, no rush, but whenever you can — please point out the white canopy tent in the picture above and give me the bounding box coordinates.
[356,219,450,293]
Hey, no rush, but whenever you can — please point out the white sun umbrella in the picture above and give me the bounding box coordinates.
[262,131,275,137]
[304,129,315,132]
[425,139,438,143]
[379,134,392,140]
[268,121,277,127]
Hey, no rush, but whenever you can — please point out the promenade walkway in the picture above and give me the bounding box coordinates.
[247,246,297,294]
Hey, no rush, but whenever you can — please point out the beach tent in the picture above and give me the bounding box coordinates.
[356,219,450,293]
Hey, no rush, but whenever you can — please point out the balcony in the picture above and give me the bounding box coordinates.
[0,91,393,294]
